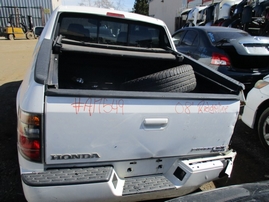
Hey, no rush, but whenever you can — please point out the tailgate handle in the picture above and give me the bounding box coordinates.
[143,118,168,130]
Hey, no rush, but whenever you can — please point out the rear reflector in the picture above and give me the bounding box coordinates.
[106,12,125,18]
[211,53,231,66]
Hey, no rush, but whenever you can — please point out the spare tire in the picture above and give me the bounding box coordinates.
[121,64,196,92]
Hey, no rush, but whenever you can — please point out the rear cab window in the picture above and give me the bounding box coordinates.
[172,31,185,46]
[181,30,198,46]
[57,12,171,49]
[173,30,198,48]
[207,31,249,44]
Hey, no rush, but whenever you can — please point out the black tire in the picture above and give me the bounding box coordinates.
[257,107,269,151]
[121,65,196,92]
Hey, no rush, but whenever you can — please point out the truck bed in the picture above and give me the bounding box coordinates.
[35,39,244,96]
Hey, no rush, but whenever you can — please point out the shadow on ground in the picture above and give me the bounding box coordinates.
[0,81,27,202]
[224,118,269,187]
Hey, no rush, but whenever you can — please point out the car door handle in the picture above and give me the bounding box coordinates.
[143,118,168,130]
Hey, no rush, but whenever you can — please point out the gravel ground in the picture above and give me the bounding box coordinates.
[0,38,269,202]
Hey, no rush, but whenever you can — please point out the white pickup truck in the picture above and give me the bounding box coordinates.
[16,5,245,202]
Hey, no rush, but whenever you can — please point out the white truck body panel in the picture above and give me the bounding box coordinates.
[16,5,244,202]
[45,96,239,165]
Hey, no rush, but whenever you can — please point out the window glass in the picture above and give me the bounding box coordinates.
[58,13,168,48]
[128,24,159,47]
[193,34,199,46]
[59,17,121,44]
[60,17,90,35]
[86,20,123,44]
[207,31,249,44]
[173,31,185,46]
[181,30,197,46]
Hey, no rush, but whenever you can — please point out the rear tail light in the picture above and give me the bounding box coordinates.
[17,109,41,162]
[211,53,231,66]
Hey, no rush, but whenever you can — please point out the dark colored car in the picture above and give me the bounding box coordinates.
[172,26,269,92]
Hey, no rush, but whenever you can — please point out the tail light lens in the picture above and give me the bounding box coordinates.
[17,109,41,162]
[211,53,231,66]
[106,12,125,18]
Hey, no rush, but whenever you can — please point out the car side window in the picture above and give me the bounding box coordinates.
[181,30,198,47]
[173,31,185,46]
[193,34,199,46]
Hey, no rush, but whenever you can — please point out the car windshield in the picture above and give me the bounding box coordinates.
[207,31,250,44]
[57,13,170,48]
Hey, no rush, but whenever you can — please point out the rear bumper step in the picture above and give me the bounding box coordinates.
[22,166,113,186]
[20,151,236,201]
[22,166,176,195]
[123,175,175,195]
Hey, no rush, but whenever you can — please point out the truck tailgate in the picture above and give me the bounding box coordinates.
[45,96,240,165]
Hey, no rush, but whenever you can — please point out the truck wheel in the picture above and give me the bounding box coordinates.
[8,34,14,40]
[257,108,269,151]
[121,65,196,92]
[26,32,35,40]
